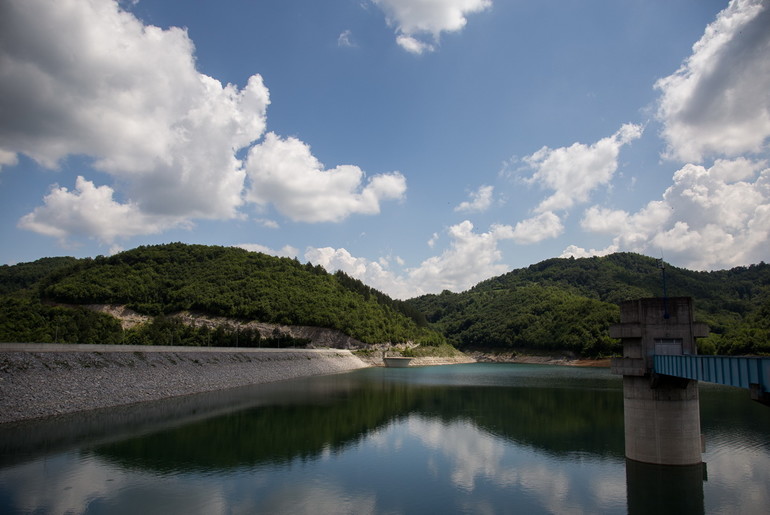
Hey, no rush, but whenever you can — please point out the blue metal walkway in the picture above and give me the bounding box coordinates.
[654,354,770,405]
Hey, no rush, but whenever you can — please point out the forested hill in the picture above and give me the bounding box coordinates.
[0,243,443,346]
[0,257,79,295]
[407,253,770,357]
[2,248,768,356]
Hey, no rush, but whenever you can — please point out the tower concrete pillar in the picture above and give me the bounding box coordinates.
[611,297,709,465]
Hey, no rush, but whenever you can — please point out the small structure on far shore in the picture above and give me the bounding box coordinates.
[383,357,413,368]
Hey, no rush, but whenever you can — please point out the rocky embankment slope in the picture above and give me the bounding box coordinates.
[0,341,610,425]
[0,344,368,423]
[84,304,368,348]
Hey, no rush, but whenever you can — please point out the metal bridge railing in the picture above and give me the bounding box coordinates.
[654,354,770,405]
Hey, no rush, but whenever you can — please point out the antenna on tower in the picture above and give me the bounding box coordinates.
[658,254,670,319]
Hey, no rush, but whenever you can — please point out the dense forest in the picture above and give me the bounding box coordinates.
[1,245,768,356]
[407,253,770,356]
[0,243,442,347]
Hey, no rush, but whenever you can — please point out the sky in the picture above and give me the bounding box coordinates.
[1,0,769,299]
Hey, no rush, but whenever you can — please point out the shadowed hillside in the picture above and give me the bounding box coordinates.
[2,248,768,356]
[0,243,443,346]
[407,253,770,356]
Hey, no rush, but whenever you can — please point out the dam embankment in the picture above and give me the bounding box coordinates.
[0,344,369,424]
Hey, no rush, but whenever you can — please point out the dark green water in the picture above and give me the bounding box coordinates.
[0,363,768,514]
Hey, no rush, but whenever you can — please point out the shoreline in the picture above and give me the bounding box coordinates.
[355,354,475,367]
[0,344,610,425]
[465,350,611,368]
[0,344,368,424]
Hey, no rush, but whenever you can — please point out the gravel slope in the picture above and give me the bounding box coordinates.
[0,344,368,423]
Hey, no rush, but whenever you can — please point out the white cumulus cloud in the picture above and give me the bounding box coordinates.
[572,158,770,270]
[245,133,406,223]
[455,185,494,212]
[580,201,673,251]
[1,0,403,247]
[305,246,412,295]
[655,0,770,163]
[0,148,18,170]
[0,0,268,238]
[570,1,770,269]
[305,220,514,298]
[407,221,513,294]
[523,123,643,213]
[560,244,618,260]
[17,176,183,244]
[510,211,564,244]
[337,29,354,47]
[373,0,491,53]
[236,243,299,258]
[395,34,435,55]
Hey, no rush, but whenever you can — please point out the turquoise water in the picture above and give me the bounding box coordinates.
[0,363,768,514]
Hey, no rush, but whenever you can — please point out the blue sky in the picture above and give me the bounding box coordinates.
[1,0,769,299]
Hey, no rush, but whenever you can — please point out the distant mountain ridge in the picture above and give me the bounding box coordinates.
[406,253,770,356]
[1,247,768,356]
[0,243,442,347]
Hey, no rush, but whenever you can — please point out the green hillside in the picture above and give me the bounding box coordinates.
[408,253,770,356]
[0,243,443,346]
[2,247,768,356]
[0,256,79,296]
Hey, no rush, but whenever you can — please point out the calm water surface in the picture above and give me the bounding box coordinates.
[0,363,768,514]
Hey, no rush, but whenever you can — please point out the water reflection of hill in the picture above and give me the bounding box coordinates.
[419,385,625,457]
[94,382,418,473]
[93,377,625,473]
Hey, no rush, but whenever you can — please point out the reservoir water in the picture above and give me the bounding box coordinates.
[1,363,768,514]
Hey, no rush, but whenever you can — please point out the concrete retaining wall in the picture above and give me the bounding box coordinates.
[0,344,369,423]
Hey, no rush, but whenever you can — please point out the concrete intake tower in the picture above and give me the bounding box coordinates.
[610,297,709,465]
